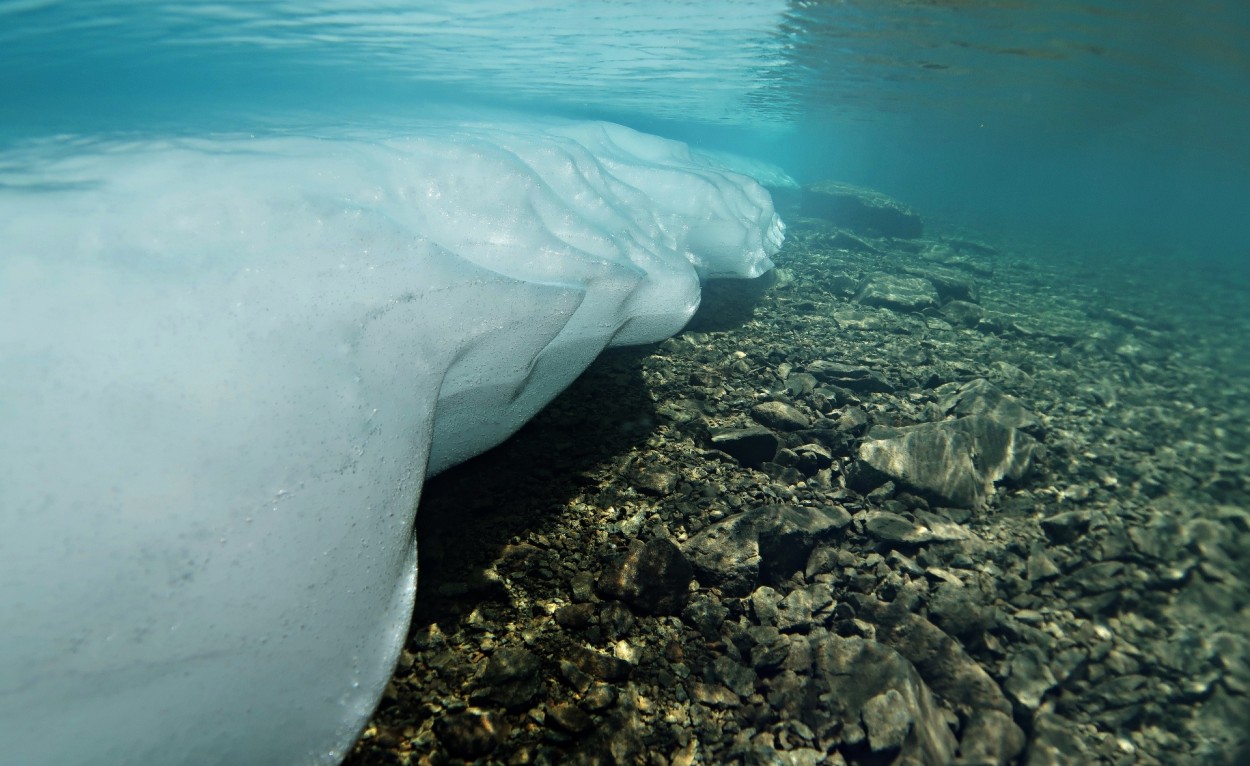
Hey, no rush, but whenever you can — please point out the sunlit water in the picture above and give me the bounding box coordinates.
[4,0,1248,257]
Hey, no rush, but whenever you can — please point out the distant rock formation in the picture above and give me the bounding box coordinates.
[801,181,924,238]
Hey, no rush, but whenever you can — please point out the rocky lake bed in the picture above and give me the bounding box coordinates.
[348,185,1250,766]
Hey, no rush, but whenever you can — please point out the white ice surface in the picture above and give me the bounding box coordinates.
[0,116,782,765]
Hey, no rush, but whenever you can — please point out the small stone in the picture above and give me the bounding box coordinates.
[785,372,818,396]
[598,537,693,616]
[1004,645,1058,710]
[1029,711,1088,765]
[691,681,740,709]
[477,647,543,711]
[682,595,729,641]
[750,586,782,626]
[750,401,812,431]
[1041,511,1092,544]
[547,702,593,734]
[598,601,636,639]
[958,709,1026,765]
[887,550,924,576]
[747,626,790,673]
[570,571,596,603]
[684,504,851,597]
[581,682,618,712]
[852,593,1013,719]
[807,360,895,393]
[812,636,958,763]
[837,405,872,431]
[936,378,1040,433]
[927,581,994,640]
[921,269,978,304]
[941,300,986,328]
[776,589,814,633]
[628,461,680,496]
[1066,561,1125,594]
[765,669,807,713]
[864,511,933,544]
[558,659,593,694]
[570,646,633,682]
[554,603,595,630]
[433,709,507,759]
[862,689,912,752]
[410,624,447,651]
[805,546,840,578]
[856,415,1039,508]
[709,426,781,467]
[710,655,757,698]
[1027,547,1062,581]
[794,443,834,475]
[612,639,640,665]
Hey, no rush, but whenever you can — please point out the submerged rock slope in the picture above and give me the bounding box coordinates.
[352,199,1250,765]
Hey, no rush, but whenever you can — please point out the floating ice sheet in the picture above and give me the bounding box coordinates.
[0,115,782,764]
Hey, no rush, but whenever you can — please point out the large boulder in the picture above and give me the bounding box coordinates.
[801,181,924,239]
[853,414,1040,508]
[808,636,959,765]
[857,273,940,313]
[935,378,1042,434]
[852,380,1043,508]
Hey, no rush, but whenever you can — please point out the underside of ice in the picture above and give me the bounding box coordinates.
[0,116,783,764]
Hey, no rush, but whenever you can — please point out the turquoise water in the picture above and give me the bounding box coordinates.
[4,0,1248,259]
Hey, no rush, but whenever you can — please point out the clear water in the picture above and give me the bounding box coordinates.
[4,0,1248,258]
[3,2,1249,764]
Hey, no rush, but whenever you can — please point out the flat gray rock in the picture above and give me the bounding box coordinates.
[626,460,680,496]
[906,266,979,304]
[864,511,934,544]
[936,378,1041,433]
[709,426,780,467]
[857,273,940,313]
[683,504,851,596]
[1004,645,1058,711]
[940,299,987,328]
[856,414,1040,508]
[750,400,811,431]
[920,240,997,276]
[806,360,895,393]
[811,636,957,764]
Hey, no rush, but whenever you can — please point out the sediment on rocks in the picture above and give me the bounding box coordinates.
[349,188,1250,766]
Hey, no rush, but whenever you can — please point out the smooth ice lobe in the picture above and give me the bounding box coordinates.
[0,117,783,765]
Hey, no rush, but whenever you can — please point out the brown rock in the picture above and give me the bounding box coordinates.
[433,709,507,759]
[598,537,693,616]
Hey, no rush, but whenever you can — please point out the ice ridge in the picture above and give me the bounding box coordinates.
[0,115,783,764]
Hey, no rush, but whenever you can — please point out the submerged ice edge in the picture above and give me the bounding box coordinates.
[0,115,784,765]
